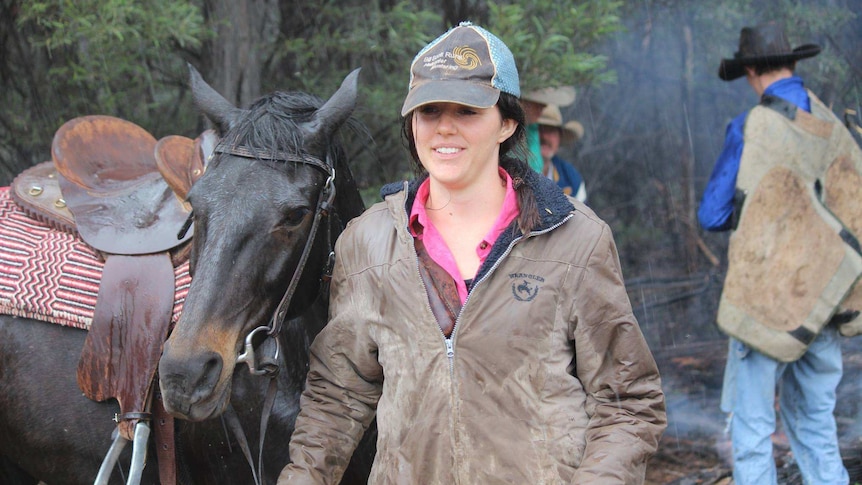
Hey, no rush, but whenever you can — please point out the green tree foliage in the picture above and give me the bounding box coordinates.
[18,0,207,116]
[0,0,207,182]
[0,0,622,191]
[487,0,621,92]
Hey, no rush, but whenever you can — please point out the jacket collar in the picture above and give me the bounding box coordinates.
[380,159,575,231]
[380,159,575,234]
[381,161,576,283]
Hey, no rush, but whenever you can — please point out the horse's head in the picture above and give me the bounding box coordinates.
[158,66,364,421]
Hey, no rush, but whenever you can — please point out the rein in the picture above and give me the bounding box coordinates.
[212,142,338,485]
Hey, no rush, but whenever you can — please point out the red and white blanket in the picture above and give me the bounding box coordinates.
[0,186,191,329]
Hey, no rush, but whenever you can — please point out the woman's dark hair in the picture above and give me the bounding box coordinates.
[401,92,539,232]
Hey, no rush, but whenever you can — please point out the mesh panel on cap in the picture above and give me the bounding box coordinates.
[471,24,520,98]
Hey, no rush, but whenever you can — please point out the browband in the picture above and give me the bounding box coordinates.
[214,144,332,174]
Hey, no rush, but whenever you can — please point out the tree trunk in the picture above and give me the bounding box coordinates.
[441,0,488,28]
[201,0,279,108]
[681,23,698,271]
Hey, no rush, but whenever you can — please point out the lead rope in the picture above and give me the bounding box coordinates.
[222,376,280,485]
[224,405,260,485]
[257,377,279,483]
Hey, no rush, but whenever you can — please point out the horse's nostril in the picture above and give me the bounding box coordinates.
[159,348,224,405]
[201,353,223,386]
[188,351,224,403]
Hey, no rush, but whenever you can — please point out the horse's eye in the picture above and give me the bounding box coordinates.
[283,207,311,227]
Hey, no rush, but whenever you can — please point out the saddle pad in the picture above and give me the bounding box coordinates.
[0,187,190,329]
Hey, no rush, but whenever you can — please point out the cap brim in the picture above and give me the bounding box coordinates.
[401,80,501,116]
[718,44,821,81]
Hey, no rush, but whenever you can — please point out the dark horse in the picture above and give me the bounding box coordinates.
[0,67,375,484]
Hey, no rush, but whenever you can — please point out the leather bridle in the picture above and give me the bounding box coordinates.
[209,141,339,485]
[215,143,338,376]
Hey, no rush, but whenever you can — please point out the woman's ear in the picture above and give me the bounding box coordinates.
[498,118,518,143]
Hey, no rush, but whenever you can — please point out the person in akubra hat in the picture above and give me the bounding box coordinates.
[536,104,588,203]
[520,86,576,173]
[717,22,820,81]
[279,21,666,485]
[698,21,852,485]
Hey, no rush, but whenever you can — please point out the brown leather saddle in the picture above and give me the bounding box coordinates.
[10,115,214,483]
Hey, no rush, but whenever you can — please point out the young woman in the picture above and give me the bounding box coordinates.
[279,22,666,485]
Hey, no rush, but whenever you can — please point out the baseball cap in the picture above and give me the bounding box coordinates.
[400,22,520,116]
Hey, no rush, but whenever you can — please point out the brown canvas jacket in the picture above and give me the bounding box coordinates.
[280,168,666,484]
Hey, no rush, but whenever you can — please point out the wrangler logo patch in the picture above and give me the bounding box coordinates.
[509,273,544,302]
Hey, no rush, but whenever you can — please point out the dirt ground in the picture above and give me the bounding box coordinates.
[643,338,862,484]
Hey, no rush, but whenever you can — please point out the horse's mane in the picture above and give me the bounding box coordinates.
[219,90,365,174]
[219,87,370,221]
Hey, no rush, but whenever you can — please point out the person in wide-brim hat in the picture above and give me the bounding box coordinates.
[535,104,588,203]
[718,21,820,81]
[536,104,584,144]
[699,19,853,485]
[522,86,576,107]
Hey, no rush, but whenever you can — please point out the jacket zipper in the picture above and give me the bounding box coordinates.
[405,186,574,483]
[442,213,576,368]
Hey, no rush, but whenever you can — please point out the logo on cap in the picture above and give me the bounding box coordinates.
[422,45,482,73]
[453,46,481,69]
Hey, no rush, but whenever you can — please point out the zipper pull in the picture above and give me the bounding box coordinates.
[445,338,454,358]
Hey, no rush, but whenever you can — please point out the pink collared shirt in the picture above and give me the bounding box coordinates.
[409,168,520,303]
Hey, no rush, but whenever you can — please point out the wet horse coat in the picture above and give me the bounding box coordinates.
[0,68,374,484]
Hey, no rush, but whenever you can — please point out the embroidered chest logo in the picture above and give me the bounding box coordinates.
[509,273,544,302]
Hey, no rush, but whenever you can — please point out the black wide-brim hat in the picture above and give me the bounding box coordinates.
[718,21,821,81]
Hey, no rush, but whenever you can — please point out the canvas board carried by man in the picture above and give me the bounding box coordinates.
[698,20,862,485]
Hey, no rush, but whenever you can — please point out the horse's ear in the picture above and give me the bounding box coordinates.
[188,63,242,135]
[302,68,361,150]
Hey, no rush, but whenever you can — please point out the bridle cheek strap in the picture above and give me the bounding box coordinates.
[210,145,337,485]
[268,165,335,339]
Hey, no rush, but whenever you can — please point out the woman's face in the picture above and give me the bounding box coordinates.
[412,102,516,190]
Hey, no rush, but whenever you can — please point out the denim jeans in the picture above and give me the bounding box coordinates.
[720,327,848,485]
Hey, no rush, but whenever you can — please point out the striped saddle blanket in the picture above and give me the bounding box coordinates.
[0,186,190,330]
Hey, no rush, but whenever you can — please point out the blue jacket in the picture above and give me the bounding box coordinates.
[549,155,587,203]
[697,76,811,231]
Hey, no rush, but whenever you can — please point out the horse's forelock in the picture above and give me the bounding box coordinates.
[223,91,324,162]
[218,89,361,179]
